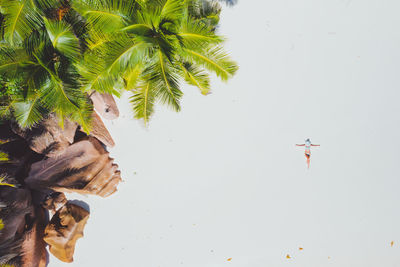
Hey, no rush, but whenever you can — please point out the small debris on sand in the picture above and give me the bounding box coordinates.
[227,258,232,261]
[286,254,291,259]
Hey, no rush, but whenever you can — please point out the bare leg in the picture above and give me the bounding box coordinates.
[305,153,310,169]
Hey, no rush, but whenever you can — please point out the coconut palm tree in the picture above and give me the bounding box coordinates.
[73,0,238,123]
[1,0,237,126]
[0,1,237,265]
[0,0,93,131]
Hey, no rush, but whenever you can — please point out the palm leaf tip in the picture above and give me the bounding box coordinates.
[0,175,16,188]
[182,63,210,95]
[130,81,155,124]
[144,51,183,112]
[13,96,44,129]
[0,0,42,45]
[184,46,238,81]
[161,0,185,23]
[0,152,9,162]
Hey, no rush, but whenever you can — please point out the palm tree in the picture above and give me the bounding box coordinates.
[0,0,237,126]
[73,0,238,123]
[0,0,93,131]
[0,0,237,265]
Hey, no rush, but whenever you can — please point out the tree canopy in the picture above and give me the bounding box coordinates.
[0,0,238,128]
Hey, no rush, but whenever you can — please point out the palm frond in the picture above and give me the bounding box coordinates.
[187,0,221,28]
[123,64,142,90]
[58,8,91,54]
[0,99,17,119]
[130,80,155,123]
[0,47,32,78]
[68,97,93,133]
[151,51,182,111]
[161,0,184,25]
[179,16,223,47]
[12,91,44,128]
[23,28,52,56]
[103,35,148,74]
[43,17,81,61]
[0,0,42,45]
[0,152,9,162]
[79,35,149,95]
[0,175,17,187]
[181,62,210,95]
[183,45,238,81]
[39,76,79,114]
[71,0,135,33]
[134,4,161,28]
[120,23,153,35]
[34,53,91,128]
[34,0,60,9]
[76,50,119,95]
[86,30,111,50]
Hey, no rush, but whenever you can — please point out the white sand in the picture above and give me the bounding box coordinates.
[49,1,400,266]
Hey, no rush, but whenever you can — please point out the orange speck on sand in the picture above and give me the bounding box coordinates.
[227,258,232,261]
[299,247,303,251]
[286,254,291,259]
[391,241,394,247]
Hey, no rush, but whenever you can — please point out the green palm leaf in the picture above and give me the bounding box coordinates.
[0,0,42,45]
[104,36,148,74]
[34,54,92,130]
[71,0,134,33]
[181,62,210,95]
[0,152,9,162]
[0,175,16,187]
[76,50,120,95]
[13,92,44,128]
[79,35,148,94]
[0,47,31,78]
[123,64,142,90]
[153,51,182,111]
[34,0,59,9]
[130,80,155,123]
[183,45,238,81]
[120,23,153,35]
[161,0,184,24]
[187,0,221,28]
[43,18,81,61]
[68,98,93,133]
[0,99,17,119]
[179,17,223,47]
